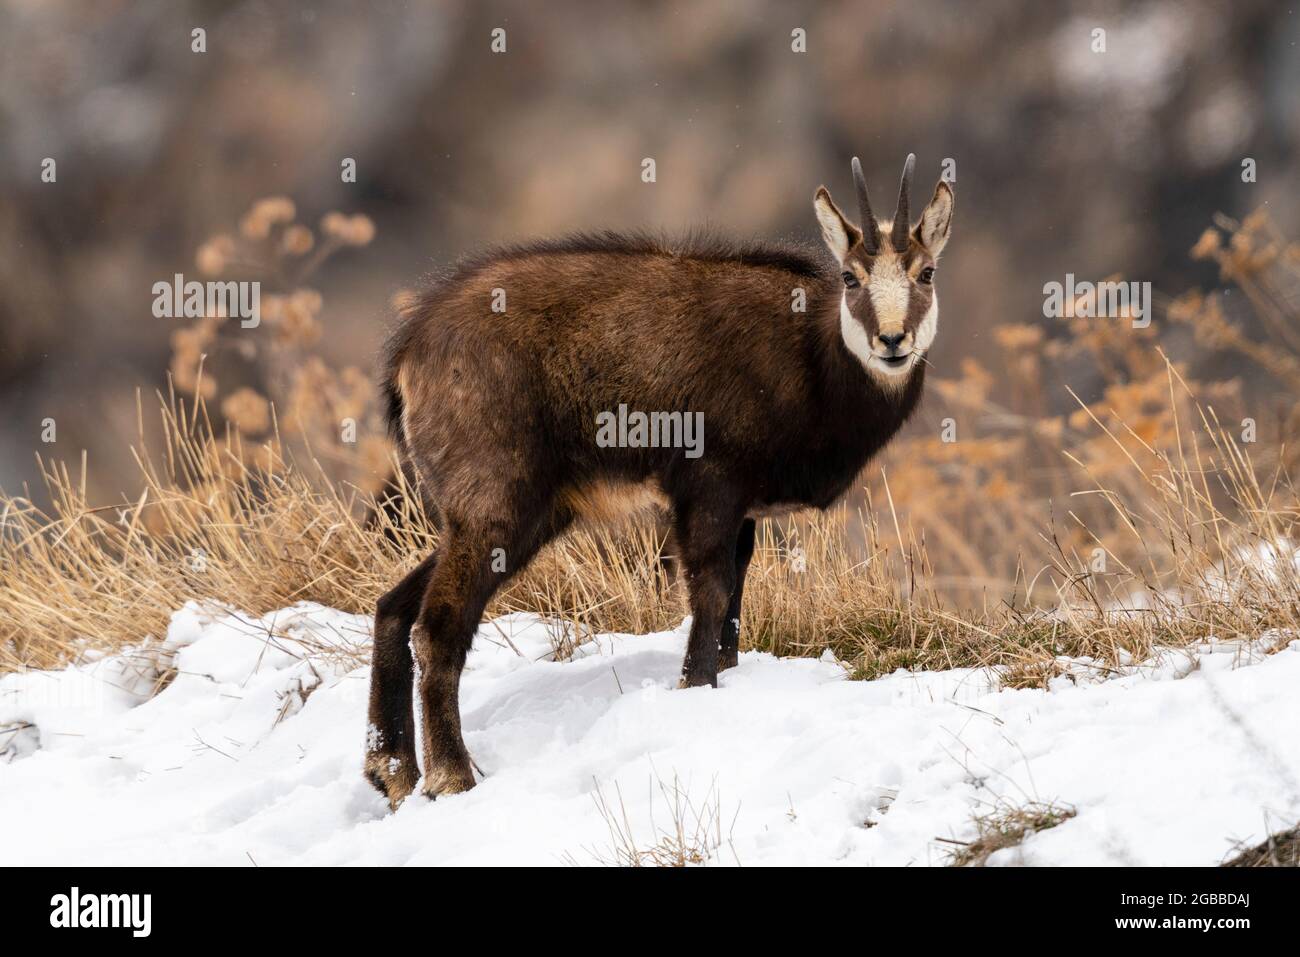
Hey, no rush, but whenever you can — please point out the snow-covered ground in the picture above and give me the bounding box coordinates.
[2,602,1298,866]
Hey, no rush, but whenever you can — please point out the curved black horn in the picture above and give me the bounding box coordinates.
[890,153,916,253]
[851,156,882,254]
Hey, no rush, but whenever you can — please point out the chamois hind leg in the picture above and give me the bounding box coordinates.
[718,518,756,672]
[412,512,560,798]
[365,550,438,808]
[674,498,745,689]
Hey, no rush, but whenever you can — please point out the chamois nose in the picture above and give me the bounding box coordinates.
[877,332,906,354]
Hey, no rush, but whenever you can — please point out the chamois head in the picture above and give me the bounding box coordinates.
[814,154,954,383]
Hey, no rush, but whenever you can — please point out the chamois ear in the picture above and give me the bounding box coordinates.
[813,186,862,265]
[914,180,954,257]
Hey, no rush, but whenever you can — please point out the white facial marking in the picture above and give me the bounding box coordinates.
[868,256,909,333]
[870,354,917,385]
[840,293,916,387]
[840,294,875,368]
[914,293,939,352]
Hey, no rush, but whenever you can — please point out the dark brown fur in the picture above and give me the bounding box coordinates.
[366,163,951,807]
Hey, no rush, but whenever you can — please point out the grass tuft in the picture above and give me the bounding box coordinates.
[565,772,736,867]
[942,800,1078,867]
[1222,823,1300,867]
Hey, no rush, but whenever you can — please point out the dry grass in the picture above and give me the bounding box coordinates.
[564,772,737,867]
[1221,823,1300,867]
[1,358,1298,682]
[941,799,1078,866]
[0,387,420,672]
[515,358,1300,681]
[871,208,1300,605]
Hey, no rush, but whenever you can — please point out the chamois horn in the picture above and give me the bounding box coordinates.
[851,156,882,254]
[890,153,916,253]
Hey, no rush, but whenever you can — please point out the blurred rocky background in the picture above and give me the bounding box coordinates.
[1,0,1296,504]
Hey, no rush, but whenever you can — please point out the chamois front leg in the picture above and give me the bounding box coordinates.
[718,518,756,672]
[675,501,744,688]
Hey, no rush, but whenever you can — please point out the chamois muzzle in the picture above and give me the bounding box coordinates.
[877,331,907,356]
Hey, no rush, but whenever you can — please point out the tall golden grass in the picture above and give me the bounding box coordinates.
[1,204,1297,682]
[2,357,1295,684]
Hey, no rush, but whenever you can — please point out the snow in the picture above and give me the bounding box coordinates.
[2,601,1298,866]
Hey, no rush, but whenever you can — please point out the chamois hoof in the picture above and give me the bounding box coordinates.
[677,671,718,690]
[364,750,419,810]
[420,762,477,799]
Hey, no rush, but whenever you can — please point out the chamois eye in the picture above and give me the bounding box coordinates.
[917,266,935,285]
[841,271,860,289]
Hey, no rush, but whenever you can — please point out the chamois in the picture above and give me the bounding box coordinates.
[366,155,955,805]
